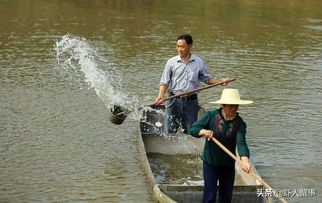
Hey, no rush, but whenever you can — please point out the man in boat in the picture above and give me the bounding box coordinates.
[188,88,252,203]
[155,34,229,134]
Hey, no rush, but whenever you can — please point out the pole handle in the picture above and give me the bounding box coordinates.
[210,137,287,203]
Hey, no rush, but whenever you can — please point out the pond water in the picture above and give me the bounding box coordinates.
[1,0,321,202]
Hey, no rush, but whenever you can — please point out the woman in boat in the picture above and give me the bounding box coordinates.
[188,88,253,203]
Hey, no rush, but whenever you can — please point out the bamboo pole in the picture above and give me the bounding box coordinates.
[148,78,236,106]
[210,137,288,203]
[114,78,235,117]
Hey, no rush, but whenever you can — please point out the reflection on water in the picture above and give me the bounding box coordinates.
[1,0,322,202]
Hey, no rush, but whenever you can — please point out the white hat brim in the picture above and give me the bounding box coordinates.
[210,100,253,105]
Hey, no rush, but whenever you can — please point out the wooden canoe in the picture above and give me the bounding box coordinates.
[135,105,272,203]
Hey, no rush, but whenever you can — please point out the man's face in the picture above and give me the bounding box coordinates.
[176,39,192,58]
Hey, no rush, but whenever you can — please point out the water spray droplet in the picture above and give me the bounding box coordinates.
[155,122,163,128]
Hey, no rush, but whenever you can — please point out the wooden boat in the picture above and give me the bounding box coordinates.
[135,106,272,203]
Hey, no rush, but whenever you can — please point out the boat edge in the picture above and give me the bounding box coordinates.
[134,130,177,203]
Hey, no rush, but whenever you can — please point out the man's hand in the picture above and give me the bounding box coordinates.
[207,77,232,86]
[221,78,231,86]
[155,85,167,105]
[155,96,164,105]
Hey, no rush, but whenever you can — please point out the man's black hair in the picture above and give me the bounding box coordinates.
[177,34,193,45]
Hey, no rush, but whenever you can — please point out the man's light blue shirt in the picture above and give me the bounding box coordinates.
[159,54,212,94]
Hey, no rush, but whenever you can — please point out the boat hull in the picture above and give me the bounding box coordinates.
[159,184,268,203]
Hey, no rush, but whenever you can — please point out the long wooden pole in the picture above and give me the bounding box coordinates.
[113,78,235,118]
[148,78,236,106]
[210,137,288,203]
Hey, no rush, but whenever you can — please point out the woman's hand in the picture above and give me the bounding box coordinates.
[199,129,213,141]
[241,156,251,173]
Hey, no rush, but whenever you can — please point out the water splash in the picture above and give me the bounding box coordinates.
[53,34,167,130]
[54,35,142,120]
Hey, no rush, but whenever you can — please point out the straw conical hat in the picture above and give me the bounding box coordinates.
[211,89,253,105]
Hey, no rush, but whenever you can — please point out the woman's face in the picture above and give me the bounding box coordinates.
[223,104,239,118]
